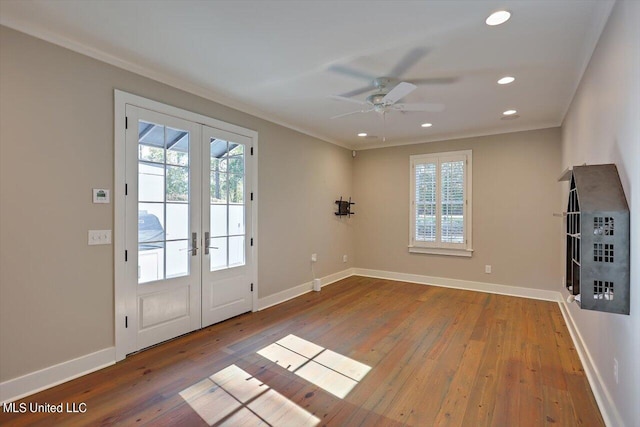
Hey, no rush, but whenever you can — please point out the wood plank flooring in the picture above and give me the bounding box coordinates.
[0,276,604,426]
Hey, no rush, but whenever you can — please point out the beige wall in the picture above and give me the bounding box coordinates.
[354,128,562,290]
[0,26,354,382]
[561,1,640,425]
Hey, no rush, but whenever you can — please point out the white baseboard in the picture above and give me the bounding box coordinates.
[558,300,624,427]
[0,347,115,404]
[257,268,355,310]
[353,268,562,302]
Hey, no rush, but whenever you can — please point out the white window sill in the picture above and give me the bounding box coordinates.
[408,246,474,257]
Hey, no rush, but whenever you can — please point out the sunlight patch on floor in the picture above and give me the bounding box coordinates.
[179,364,320,426]
[257,334,371,399]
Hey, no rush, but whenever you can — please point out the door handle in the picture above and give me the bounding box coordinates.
[190,232,198,256]
[204,232,218,255]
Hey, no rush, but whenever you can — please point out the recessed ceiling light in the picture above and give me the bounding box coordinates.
[498,76,515,85]
[421,123,433,128]
[503,109,517,116]
[357,132,367,137]
[486,10,511,26]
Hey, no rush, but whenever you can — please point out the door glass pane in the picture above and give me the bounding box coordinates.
[228,205,244,235]
[166,203,189,240]
[137,120,190,283]
[210,204,227,237]
[208,138,246,271]
[228,174,244,204]
[139,203,165,242]
[139,162,165,202]
[210,237,227,271]
[166,240,189,278]
[166,129,189,166]
[138,121,165,162]
[210,171,227,203]
[210,139,227,168]
[166,165,189,202]
[229,236,245,267]
[139,242,164,283]
[227,157,244,175]
[228,143,243,157]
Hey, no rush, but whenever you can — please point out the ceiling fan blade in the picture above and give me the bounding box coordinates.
[405,77,459,85]
[330,95,368,105]
[328,64,378,82]
[393,102,445,112]
[338,85,376,98]
[388,47,429,78]
[331,109,373,119]
[382,82,417,105]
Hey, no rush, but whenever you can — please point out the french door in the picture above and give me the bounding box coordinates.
[120,102,254,356]
[201,126,253,326]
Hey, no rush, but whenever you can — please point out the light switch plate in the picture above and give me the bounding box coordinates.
[89,230,112,245]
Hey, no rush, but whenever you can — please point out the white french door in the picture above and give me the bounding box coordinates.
[125,106,202,350]
[201,126,253,327]
[118,97,256,358]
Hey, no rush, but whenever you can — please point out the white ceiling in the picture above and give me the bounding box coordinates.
[0,0,614,149]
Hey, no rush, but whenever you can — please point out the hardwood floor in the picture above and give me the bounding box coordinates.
[0,276,604,426]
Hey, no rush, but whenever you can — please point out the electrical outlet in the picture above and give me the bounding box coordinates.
[614,358,619,384]
[311,253,317,262]
[485,265,492,274]
[343,254,348,263]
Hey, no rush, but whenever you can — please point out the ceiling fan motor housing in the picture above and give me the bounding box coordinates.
[367,93,388,107]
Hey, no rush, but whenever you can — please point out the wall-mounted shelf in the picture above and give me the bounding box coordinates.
[335,197,355,217]
[562,164,630,315]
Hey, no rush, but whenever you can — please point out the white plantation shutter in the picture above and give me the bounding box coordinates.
[410,151,472,256]
[415,162,437,242]
[440,160,465,243]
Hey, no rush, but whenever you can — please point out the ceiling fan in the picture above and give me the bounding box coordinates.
[328,47,456,126]
[330,77,444,120]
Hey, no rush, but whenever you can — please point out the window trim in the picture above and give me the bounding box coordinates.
[409,150,473,257]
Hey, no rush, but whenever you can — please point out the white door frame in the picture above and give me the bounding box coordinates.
[114,90,258,361]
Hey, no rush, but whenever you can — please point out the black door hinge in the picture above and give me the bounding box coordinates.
[125,250,128,262]
[250,192,253,201]
[125,116,128,129]
[250,238,253,246]
[125,183,128,195]
[251,283,254,292]
[125,316,128,328]
[250,147,253,155]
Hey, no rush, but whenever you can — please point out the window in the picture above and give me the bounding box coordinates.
[409,150,472,256]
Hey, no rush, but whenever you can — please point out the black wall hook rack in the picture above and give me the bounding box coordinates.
[335,197,355,217]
